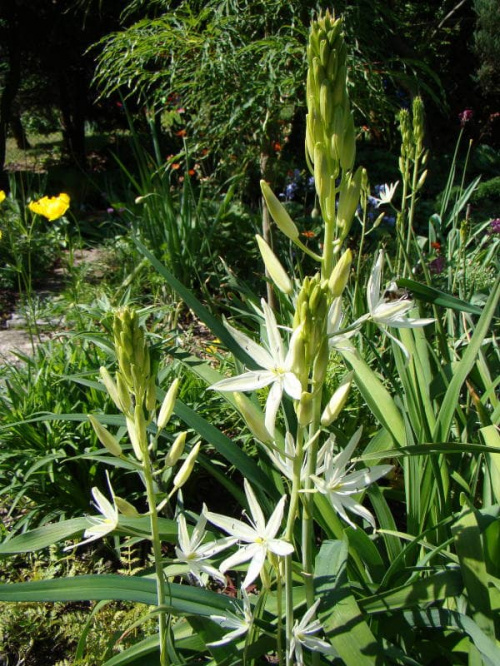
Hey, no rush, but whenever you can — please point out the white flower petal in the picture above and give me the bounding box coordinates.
[243,479,266,533]
[225,321,275,369]
[261,299,285,364]
[242,544,267,589]
[264,380,283,436]
[268,537,294,556]
[220,543,260,573]
[211,370,275,393]
[204,511,258,542]
[283,371,303,400]
[264,495,287,539]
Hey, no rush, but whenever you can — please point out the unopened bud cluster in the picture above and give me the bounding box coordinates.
[398,97,428,192]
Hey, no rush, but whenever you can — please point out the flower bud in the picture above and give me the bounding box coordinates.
[157,378,180,431]
[328,248,352,297]
[313,338,330,387]
[89,414,122,457]
[126,416,144,462]
[337,167,362,240]
[260,180,299,241]
[116,372,132,414]
[233,393,272,443]
[165,431,187,467]
[115,496,140,517]
[297,391,314,426]
[100,366,126,413]
[173,442,201,490]
[416,169,428,191]
[256,235,293,295]
[320,371,353,426]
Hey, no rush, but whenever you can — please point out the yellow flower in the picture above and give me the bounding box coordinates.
[28,192,70,221]
[0,190,5,204]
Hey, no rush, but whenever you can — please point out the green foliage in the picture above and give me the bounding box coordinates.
[473,0,500,96]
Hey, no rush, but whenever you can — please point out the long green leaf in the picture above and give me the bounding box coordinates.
[452,499,495,640]
[0,575,234,617]
[397,278,483,315]
[434,276,499,442]
[341,349,406,447]
[315,539,380,664]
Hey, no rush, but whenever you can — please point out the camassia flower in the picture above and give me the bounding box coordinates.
[210,299,302,436]
[207,588,253,647]
[65,475,119,551]
[175,510,236,586]
[311,427,393,530]
[289,600,337,665]
[204,479,294,589]
[367,251,434,359]
[28,192,70,221]
[372,182,399,207]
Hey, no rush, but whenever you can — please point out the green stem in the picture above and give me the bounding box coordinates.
[142,454,169,666]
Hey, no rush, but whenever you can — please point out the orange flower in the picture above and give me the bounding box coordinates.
[431,241,441,251]
[28,193,70,221]
[171,163,181,170]
[176,129,187,137]
[188,169,196,176]
[301,230,316,239]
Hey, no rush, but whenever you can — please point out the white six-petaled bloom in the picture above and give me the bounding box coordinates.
[65,474,119,551]
[207,588,253,647]
[289,600,337,665]
[367,250,434,359]
[372,181,399,207]
[175,509,237,586]
[204,479,294,589]
[210,299,302,437]
[311,427,393,530]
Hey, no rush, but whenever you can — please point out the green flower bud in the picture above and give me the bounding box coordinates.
[89,414,122,457]
[100,366,125,413]
[256,234,293,295]
[297,391,314,426]
[340,112,356,172]
[233,393,272,443]
[328,248,352,297]
[116,372,132,414]
[126,416,144,462]
[313,338,330,387]
[337,167,362,239]
[173,442,201,490]
[157,378,180,431]
[165,431,187,467]
[114,496,139,517]
[260,180,299,241]
[320,371,353,426]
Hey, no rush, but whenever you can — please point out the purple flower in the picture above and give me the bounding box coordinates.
[459,109,474,127]
[429,256,446,274]
[488,218,500,234]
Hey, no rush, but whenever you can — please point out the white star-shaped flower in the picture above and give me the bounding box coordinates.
[204,479,294,589]
[210,299,302,436]
[65,474,118,551]
[289,600,337,665]
[207,588,253,647]
[367,251,434,359]
[372,181,399,207]
[175,510,237,586]
[311,428,393,530]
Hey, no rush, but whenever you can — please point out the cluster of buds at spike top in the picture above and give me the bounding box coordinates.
[306,12,356,221]
[293,274,329,376]
[398,97,429,192]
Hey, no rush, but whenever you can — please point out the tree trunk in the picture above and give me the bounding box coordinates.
[58,70,87,168]
[10,110,31,150]
[0,0,22,190]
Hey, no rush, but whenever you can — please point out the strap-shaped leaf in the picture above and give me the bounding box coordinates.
[315,539,380,664]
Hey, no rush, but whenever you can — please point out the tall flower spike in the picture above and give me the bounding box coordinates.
[311,427,393,530]
[204,479,294,589]
[367,250,434,360]
[210,299,302,436]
